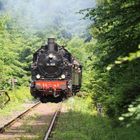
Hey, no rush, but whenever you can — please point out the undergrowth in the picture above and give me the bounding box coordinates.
[0,86,33,115]
[53,96,140,140]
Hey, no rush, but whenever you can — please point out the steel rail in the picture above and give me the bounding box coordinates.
[0,101,41,133]
[44,103,62,140]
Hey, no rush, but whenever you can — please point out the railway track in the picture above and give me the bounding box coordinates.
[44,102,62,140]
[0,101,62,140]
[0,101,41,133]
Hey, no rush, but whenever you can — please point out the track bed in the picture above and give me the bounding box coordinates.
[0,103,62,140]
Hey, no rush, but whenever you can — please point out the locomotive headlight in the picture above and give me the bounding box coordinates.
[61,74,66,79]
[36,74,41,79]
[49,54,54,59]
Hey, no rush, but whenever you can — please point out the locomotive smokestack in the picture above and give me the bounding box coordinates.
[47,38,58,51]
[48,38,55,44]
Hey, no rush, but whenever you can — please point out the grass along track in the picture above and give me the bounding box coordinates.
[52,96,140,140]
[0,101,41,133]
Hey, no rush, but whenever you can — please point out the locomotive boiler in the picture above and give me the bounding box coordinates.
[30,38,82,102]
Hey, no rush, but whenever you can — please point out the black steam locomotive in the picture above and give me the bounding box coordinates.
[30,38,82,102]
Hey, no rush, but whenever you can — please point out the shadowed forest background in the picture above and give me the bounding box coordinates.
[0,0,140,139]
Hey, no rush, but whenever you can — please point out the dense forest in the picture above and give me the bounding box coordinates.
[85,0,140,124]
[0,0,92,89]
[0,0,140,135]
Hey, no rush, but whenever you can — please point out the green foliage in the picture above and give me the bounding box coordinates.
[0,87,32,115]
[119,97,140,125]
[85,0,140,124]
[0,16,44,88]
[66,37,95,92]
[66,37,86,64]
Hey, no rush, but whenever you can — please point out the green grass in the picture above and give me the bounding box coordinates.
[53,96,140,140]
[0,86,33,116]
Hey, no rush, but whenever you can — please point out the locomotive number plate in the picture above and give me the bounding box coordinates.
[47,63,56,66]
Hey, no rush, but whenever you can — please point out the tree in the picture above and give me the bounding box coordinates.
[86,0,140,122]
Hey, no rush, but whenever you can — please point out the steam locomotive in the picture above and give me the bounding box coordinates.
[30,38,82,102]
